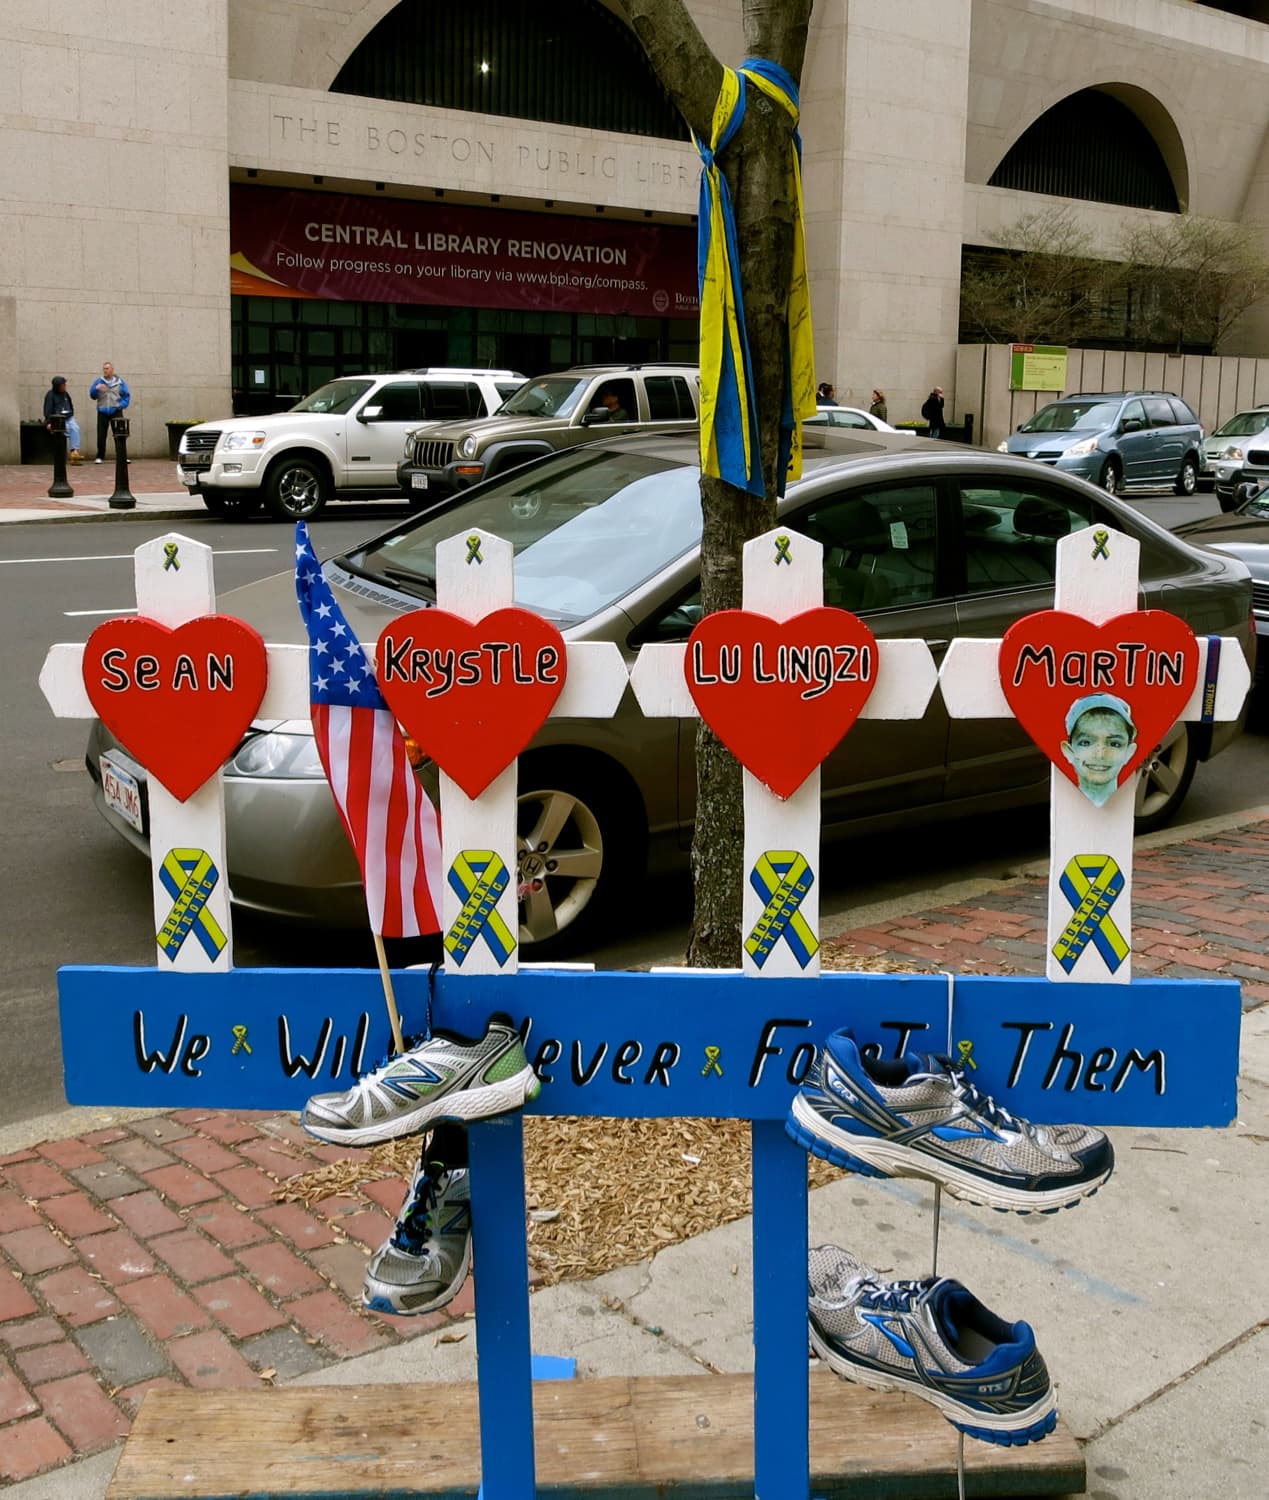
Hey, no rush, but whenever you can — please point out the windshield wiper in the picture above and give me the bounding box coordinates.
[377,564,437,599]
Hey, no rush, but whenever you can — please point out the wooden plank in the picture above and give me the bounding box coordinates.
[107,1373,1085,1500]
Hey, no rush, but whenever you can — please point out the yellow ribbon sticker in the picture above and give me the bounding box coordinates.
[156,848,226,963]
[745,850,818,969]
[955,1040,977,1071]
[444,851,517,966]
[1053,854,1130,974]
[702,1046,724,1078]
[231,1025,252,1056]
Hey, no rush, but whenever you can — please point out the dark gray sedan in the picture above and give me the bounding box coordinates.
[87,430,1255,954]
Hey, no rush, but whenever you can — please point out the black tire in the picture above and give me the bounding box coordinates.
[203,488,261,520]
[1099,459,1121,495]
[265,454,329,521]
[200,490,226,516]
[1133,722,1196,834]
[1174,456,1199,496]
[514,754,646,958]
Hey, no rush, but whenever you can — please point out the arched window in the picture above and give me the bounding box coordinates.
[989,90,1179,212]
[332,0,684,142]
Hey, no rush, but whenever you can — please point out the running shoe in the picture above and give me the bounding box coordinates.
[786,1029,1112,1213]
[808,1244,1057,1447]
[302,1013,539,1146]
[364,1156,472,1316]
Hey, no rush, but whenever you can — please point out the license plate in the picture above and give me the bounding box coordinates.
[101,753,144,833]
[411,473,428,490]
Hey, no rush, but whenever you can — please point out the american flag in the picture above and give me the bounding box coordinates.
[294,522,442,938]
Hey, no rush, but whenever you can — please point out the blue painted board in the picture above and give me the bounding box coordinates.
[58,965,1240,1127]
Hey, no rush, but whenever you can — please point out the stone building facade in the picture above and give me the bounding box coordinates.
[2,0,1267,458]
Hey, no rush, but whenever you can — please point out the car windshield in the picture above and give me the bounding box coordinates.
[497,376,590,418]
[358,448,702,624]
[1213,412,1269,438]
[291,379,374,414]
[1237,489,1269,519]
[1020,400,1120,434]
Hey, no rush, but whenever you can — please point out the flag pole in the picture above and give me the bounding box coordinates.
[371,933,407,1055]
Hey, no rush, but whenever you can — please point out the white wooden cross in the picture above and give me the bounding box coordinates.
[39,535,308,973]
[630,525,939,978]
[397,528,627,977]
[39,529,629,981]
[938,523,1251,985]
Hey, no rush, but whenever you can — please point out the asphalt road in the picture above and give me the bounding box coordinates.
[3,493,1266,1128]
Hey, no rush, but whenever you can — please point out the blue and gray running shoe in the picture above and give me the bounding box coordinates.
[363,1158,472,1317]
[303,1013,539,1147]
[787,1029,1112,1213]
[808,1245,1058,1447]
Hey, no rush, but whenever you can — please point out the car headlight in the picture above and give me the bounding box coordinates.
[458,435,479,459]
[222,431,267,452]
[1062,437,1099,457]
[996,440,1009,453]
[1221,445,1244,461]
[228,732,326,779]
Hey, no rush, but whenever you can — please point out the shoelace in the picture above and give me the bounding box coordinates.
[850,1275,932,1313]
[391,1168,441,1255]
[939,1063,1021,1134]
[351,1033,432,1092]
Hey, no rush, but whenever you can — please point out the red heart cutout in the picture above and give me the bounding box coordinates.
[375,608,567,800]
[83,616,268,802]
[685,608,879,800]
[999,610,1199,802]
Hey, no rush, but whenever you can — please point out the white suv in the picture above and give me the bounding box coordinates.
[176,368,525,521]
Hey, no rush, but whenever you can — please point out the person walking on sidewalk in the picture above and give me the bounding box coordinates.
[869,388,888,423]
[43,376,82,463]
[921,387,945,439]
[89,360,131,463]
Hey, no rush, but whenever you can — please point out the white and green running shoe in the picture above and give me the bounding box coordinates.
[302,1013,540,1146]
[364,1159,472,1316]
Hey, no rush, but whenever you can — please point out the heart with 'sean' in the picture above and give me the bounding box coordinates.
[375,608,567,800]
[998,608,1199,797]
[82,615,269,802]
[685,607,879,800]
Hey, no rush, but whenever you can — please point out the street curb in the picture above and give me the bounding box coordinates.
[0,506,207,526]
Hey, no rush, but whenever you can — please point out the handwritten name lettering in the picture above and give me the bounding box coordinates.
[379,638,560,697]
[1003,1021,1165,1095]
[690,642,874,700]
[99,649,234,693]
[1011,642,1185,689]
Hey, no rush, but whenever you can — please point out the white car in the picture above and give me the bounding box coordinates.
[176,367,525,521]
[805,404,898,433]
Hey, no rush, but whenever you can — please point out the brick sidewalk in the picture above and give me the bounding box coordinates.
[0,460,184,512]
[1,819,1266,1484]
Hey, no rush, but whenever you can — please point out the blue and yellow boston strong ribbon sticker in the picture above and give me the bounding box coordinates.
[745,850,818,969]
[445,850,517,967]
[156,848,227,962]
[1052,853,1130,974]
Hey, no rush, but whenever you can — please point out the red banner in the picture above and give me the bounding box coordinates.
[230,186,699,319]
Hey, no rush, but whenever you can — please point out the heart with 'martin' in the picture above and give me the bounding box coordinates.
[375,608,567,800]
[998,609,1199,799]
[82,615,268,803]
[685,607,879,800]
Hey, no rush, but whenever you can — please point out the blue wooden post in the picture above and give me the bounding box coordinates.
[751,1121,809,1500]
[468,1115,536,1499]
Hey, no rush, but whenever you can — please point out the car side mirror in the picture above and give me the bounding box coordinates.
[358,405,383,423]
[1121,417,1143,433]
[581,409,610,426]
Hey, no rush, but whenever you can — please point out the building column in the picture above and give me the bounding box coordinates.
[802,0,972,426]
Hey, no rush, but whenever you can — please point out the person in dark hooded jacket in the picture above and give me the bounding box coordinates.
[43,377,82,463]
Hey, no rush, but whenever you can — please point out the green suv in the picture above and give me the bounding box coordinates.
[396,363,700,504]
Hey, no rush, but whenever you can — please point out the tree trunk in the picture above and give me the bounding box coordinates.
[620,0,812,966]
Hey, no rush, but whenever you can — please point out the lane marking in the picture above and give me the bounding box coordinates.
[65,608,138,617]
[0,548,279,566]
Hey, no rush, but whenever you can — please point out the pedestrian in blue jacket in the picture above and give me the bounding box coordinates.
[89,361,131,463]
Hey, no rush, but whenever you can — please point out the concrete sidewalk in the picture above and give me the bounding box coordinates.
[0,817,1266,1497]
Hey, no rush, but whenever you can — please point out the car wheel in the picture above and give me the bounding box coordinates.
[1174,457,1199,496]
[1099,459,1121,495]
[200,490,226,516]
[508,491,545,521]
[265,456,329,521]
[515,756,645,957]
[1133,722,1196,834]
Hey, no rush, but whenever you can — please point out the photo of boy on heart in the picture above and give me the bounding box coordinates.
[1061,693,1138,806]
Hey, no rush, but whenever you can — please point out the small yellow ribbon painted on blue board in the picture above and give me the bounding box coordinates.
[694,59,816,498]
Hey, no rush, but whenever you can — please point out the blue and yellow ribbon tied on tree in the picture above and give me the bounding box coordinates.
[695,59,816,498]
[444,851,517,967]
[156,848,227,962]
[1052,854,1130,974]
[745,850,818,969]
